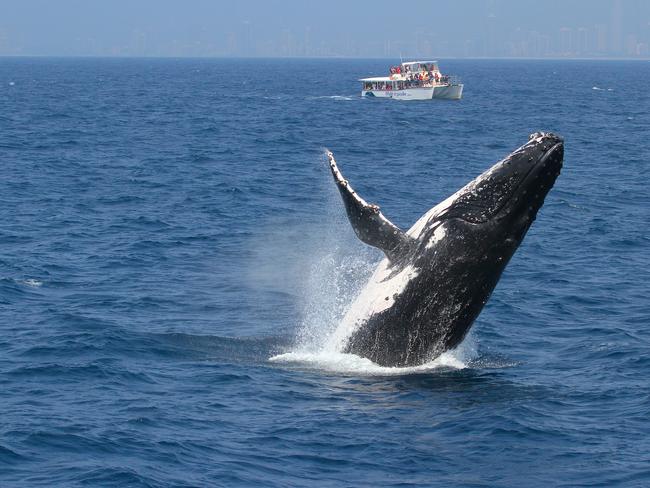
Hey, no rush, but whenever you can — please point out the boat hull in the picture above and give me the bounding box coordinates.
[362,83,463,101]
[432,83,463,100]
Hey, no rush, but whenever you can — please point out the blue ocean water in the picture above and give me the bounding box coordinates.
[0,57,649,487]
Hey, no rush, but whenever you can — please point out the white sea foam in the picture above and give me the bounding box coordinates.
[270,333,476,375]
[19,278,43,287]
[309,95,356,101]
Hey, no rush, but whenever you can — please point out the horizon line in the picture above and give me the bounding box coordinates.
[0,54,649,62]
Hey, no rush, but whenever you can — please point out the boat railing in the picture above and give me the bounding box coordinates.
[363,73,462,91]
[403,73,462,86]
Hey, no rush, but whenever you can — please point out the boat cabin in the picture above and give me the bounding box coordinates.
[394,61,440,75]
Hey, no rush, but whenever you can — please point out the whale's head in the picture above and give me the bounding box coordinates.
[438,132,562,229]
[413,132,563,265]
[498,132,564,237]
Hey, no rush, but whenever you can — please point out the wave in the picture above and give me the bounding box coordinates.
[307,95,357,101]
[0,444,25,464]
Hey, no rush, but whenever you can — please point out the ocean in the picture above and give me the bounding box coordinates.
[1,57,649,487]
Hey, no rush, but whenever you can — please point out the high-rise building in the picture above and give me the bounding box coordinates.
[595,24,607,55]
[576,28,588,55]
[486,13,498,56]
[610,0,623,54]
[559,27,572,56]
[242,21,252,56]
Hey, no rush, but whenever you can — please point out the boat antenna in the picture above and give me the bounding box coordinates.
[399,53,403,64]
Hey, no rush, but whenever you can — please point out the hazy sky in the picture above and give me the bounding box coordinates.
[1,0,649,57]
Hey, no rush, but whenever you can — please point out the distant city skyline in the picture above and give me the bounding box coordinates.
[1,0,649,59]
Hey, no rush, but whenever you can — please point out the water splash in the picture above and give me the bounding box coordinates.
[294,249,374,354]
[266,152,477,374]
[273,249,480,375]
[290,154,376,353]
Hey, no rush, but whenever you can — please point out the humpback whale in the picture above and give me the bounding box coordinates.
[327,132,564,367]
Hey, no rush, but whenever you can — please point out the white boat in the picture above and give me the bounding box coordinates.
[360,61,463,100]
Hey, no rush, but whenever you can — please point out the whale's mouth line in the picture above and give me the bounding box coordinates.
[539,142,563,165]
[488,141,563,221]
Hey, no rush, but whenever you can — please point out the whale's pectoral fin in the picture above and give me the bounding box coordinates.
[327,150,413,262]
